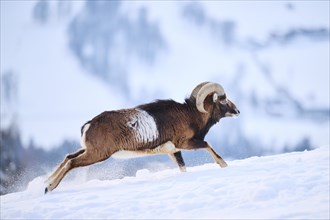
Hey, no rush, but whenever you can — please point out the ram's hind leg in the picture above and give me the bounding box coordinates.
[45,149,110,193]
[46,148,85,184]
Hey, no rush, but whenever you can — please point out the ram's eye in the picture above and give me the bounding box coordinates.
[220,99,228,105]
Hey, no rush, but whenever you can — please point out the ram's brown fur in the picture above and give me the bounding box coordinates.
[45,82,239,193]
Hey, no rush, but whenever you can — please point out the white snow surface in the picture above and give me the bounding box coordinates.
[1,146,329,219]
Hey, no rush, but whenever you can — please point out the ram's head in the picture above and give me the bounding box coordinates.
[190,82,240,119]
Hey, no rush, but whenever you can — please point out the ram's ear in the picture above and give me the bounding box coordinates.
[213,93,218,103]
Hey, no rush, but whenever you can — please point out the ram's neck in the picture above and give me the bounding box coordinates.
[184,98,215,140]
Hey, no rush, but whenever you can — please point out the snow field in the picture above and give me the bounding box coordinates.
[1,146,329,219]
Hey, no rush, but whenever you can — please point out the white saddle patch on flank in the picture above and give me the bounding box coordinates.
[128,109,159,143]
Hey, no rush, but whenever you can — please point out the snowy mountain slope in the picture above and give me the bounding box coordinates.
[1,146,329,219]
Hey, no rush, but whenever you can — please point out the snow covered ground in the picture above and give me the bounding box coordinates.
[1,146,329,219]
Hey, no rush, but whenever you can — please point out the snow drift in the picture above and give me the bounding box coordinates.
[1,146,329,219]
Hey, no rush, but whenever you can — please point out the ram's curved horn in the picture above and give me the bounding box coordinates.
[193,82,225,113]
[190,82,210,100]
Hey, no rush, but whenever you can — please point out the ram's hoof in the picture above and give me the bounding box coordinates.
[219,161,228,168]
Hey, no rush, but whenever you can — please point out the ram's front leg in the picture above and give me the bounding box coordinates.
[168,151,186,172]
[205,145,227,168]
[180,139,228,168]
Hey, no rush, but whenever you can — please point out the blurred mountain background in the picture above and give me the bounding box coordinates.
[1,0,329,195]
